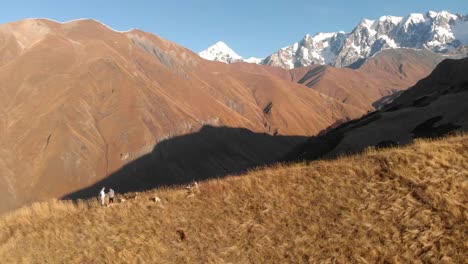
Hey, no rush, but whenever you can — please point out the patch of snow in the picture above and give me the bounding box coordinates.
[301,47,309,60]
[437,11,457,20]
[401,13,427,30]
[310,50,322,60]
[360,19,375,28]
[406,13,426,23]
[378,35,398,48]
[367,27,377,37]
[244,57,263,64]
[378,15,403,24]
[427,11,438,19]
[292,42,299,51]
[312,32,337,42]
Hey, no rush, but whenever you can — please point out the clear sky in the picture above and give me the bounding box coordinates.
[1,0,467,58]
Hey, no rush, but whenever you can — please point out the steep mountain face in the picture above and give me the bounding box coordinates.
[262,32,347,68]
[0,19,364,212]
[288,57,468,161]
[201,11,468,69]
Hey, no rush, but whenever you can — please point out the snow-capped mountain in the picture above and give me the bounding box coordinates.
[262,32,347,68]
[265,11,468,68]
[198,41,244,64]
[200,11,468,69]
[198,41,263,64]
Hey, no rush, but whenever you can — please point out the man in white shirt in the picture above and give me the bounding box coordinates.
[100,187,106,206]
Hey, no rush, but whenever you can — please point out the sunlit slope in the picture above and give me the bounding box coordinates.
[0,133,466,263]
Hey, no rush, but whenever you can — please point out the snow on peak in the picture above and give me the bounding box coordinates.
[244,57,263,64]
[199,41,264,64]
[403,13,426,26]
[359,19,375,28]
[427,11,438,19]
[437,10,457,20]
[199,41,242,63]
[210,41,238,54]
[425,10,457,21]
[407,13,426,20]
[312,32,338,42]
[378,15,403,25]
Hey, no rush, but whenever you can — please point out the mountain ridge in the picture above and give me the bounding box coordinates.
[200,10,468,68]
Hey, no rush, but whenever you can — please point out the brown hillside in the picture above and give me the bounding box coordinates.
[0,19,363,212]
[0,134,466,263]
[306,49,444,110]
[233,49,443,111]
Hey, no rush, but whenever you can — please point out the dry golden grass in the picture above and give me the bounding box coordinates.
[0,134,467,263]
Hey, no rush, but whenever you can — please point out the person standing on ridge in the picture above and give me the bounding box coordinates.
[108,188,115,205]
[100,187,106,206]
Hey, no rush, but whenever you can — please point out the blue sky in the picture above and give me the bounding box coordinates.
[1,1,467,58]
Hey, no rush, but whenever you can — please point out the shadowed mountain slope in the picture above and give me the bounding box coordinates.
[64,126,307,200]
[289,57,468,161]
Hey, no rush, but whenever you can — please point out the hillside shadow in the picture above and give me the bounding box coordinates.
[63,125,307,199]
[372,90,404,109]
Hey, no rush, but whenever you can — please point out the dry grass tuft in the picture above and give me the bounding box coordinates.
[0,134,467,263]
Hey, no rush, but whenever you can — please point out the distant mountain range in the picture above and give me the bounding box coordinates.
[199,11,468,68]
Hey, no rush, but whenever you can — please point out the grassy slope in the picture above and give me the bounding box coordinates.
[0,134,467,263]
